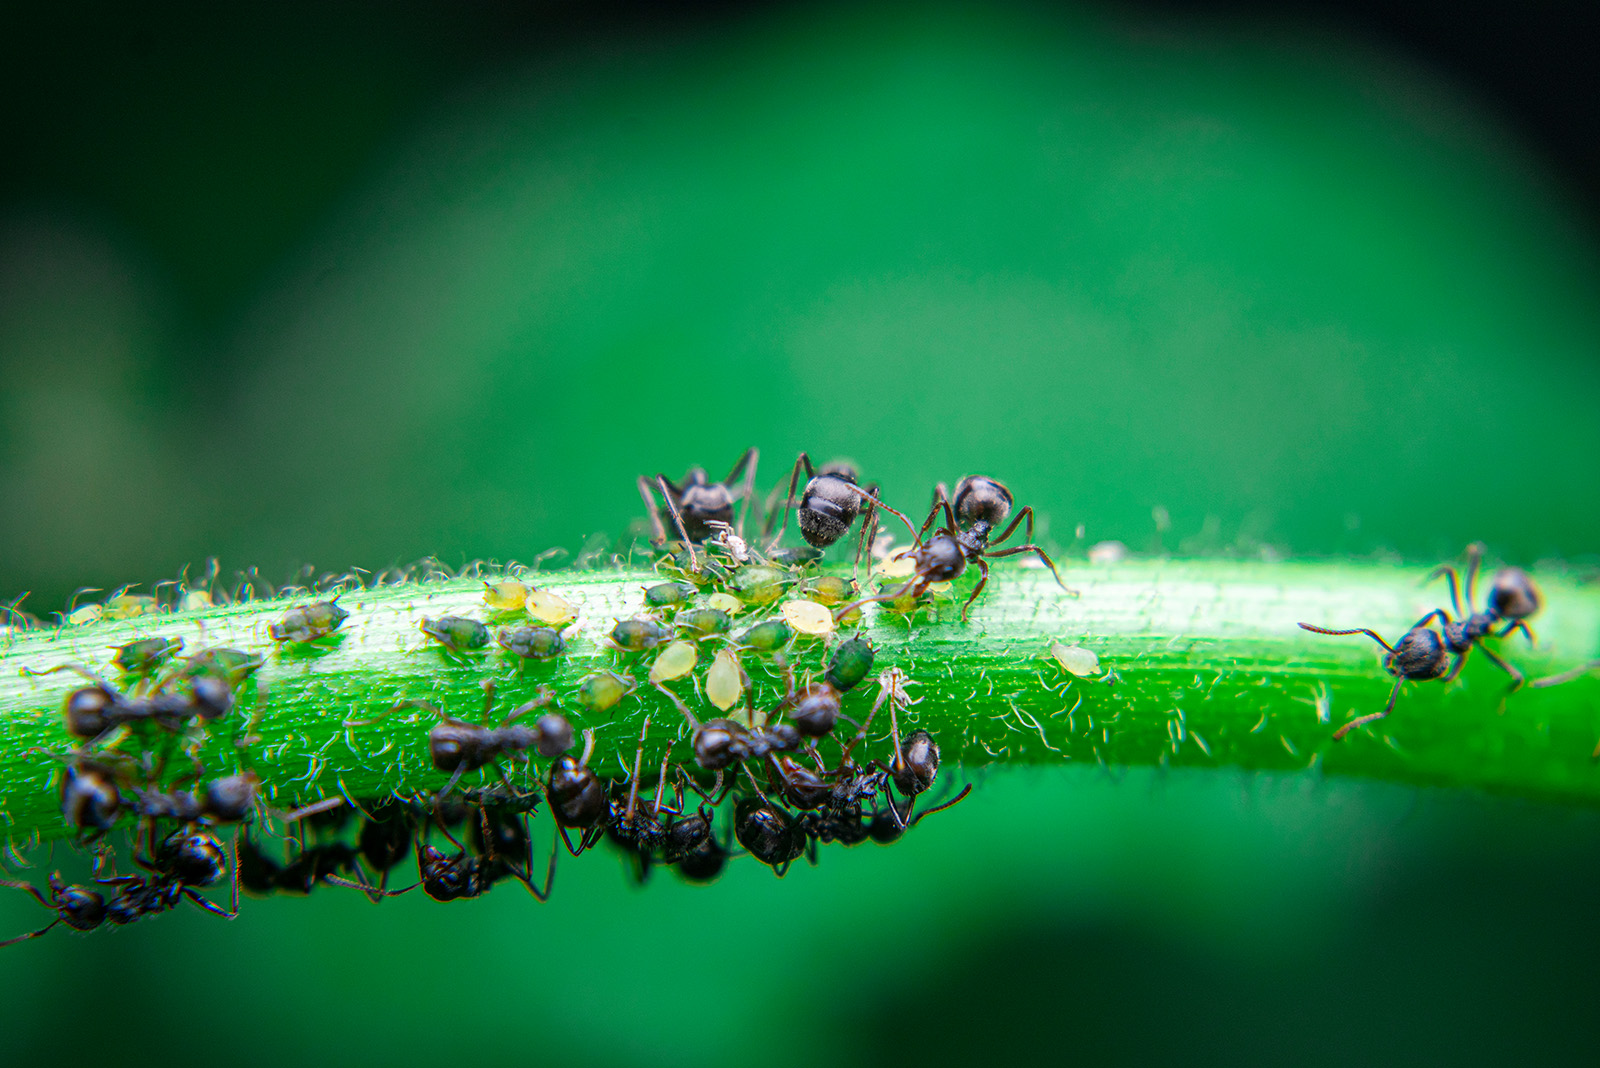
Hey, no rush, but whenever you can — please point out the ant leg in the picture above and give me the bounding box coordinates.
[1498,619,1537,645]
[1410,609,1451,630]
[960,558,991,623]
[1530,660,1600,689]
[522,826,559,902]
[721,447,759,538]
[1442,649,1470,684]
[917,484,952,542]
[0,920,60,947]
[0,877,53,908]
[983,543,1079,597]
[656,475,700,571]
[989,505,1038,549]
[636,476,670,546]
[831,577,924,624]
[1297,623,1397,653]
[1476,644,1526,695]
[765,453,812,552]
[182,887,237,920]
[625,717,651,824]
[907,783,974,827]
[654,682,703,731]
[851,486,881,585]
[1426,564,1466,618]
[1332,676,1405,740]
[846,484,922,543]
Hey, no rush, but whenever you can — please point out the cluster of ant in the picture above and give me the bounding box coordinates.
[1298,543,1599,740]
[8,448,1075,947]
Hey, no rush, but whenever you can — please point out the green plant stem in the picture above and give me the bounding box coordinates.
[2,559,1598,843]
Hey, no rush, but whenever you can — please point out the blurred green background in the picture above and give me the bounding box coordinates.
[2,0,1598,1063]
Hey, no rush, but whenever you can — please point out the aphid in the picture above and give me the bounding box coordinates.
[102,593,157,621]
[676,607,732,640]
[766,454,880,577]
[832,477,1076,622]
[525,589,576,627]
[738,619,794,653]
[781,598,835,637]
[547,728,609,854]
[1049,641,1101,678]
[805,575,858,606]
[575,671,635,714]
[403,681,568,798]
[496,624,567,661]
[112,637,182,676]
[824,635,875,694]
[706,592,744,615]
[35,665,236,745]
[637,447,760,547]
[180,647,265,689]
[648,640,698,684]
[1297,617,1452,739]
[269,599,349,643]
[610,618,674,653]
[766,545,824,568]
[483,579,533,611]
[705,648,745,711]
[732,566,789,604]
[419,616,489,654]
[644,581,697,609]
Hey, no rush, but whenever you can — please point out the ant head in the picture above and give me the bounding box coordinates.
[791,683,841,738]
[428,720,478,773]
[733,798,805,869]
[55,882,107,931]
[916,532,968,582]
[1489,567,1542,622]
[161,830,228,888]
[892,729,942,797]
[1387,627,1451,681]
[547,757,607,829]
[953,476,1014,530]
[533,712,574,758]
[60,762,122,832]
[693,720,745,770]
[675,833,728,884]
[63,685,116,739]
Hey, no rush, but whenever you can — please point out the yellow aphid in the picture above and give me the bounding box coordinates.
[707,592,744,616]
[706,648,745,711]
[648,640,698,683]
[525,589,575,626]
[483,580,532,611]
[1050,641,1101,677]
[781,599,835,636]
[103,594,157,620]
[67,604,104,626]
[179,590,214,613]
[927,582,953,595]
[875,554,917,579]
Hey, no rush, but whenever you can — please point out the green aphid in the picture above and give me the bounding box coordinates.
[767,545,824,567]
[825,635,876,694]
[576,671,633,714]
[497,625,567,660]
[112,636,183,675]
[611,618,674,652]
[739,619,795,653]
[807,575,858,606]
[183,647,266,688]
[677,608,732,639]
[269,599,349,642]
[733,566,788,603]
[420,615,489,653]
[644,581,698,608]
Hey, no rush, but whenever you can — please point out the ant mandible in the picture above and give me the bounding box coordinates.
[832,476,1077,622]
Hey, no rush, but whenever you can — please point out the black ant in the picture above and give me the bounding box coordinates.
[833,476,1076,622]
[733,796,809,876]
[765,454,880,577]
[397,680,571,799]
[1297,615,1453,739]
[604,717,684,873]
[653,682,802,775]
[547,727,610,855]
[415,793,556,902]
[842,669,971,827]
[1423,543,1542,691]
[0,874,108,947]
[29,664,235,745]
[637,447,760,549]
